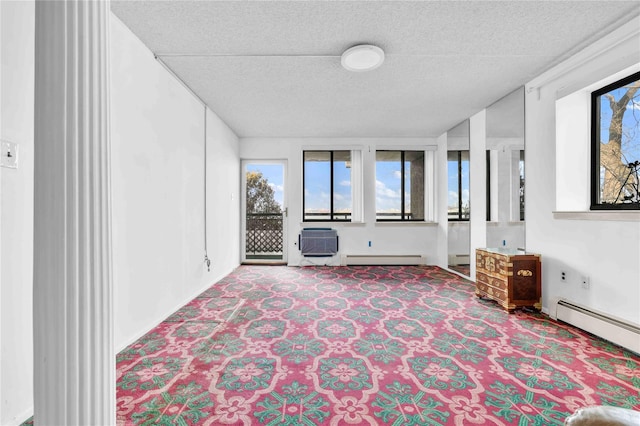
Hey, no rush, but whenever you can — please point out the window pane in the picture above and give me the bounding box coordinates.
[460,151,470,220]
[404,151,424,220]
[448,151,470,220]
[594,72,640,207]
[376,151,402,220]
[448,151,460,220]
[304,151,331,220]
[333,151,352,220]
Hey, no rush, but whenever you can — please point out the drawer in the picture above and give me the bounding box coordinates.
[476,281,507,301]
[476,271,508,291]
[477,252,510,276]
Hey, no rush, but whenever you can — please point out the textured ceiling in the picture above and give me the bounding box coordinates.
[111,1,640,138]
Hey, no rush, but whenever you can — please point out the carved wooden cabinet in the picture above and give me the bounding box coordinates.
[475,248,541,312]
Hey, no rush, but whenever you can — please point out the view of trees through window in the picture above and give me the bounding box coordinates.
[303,151,352,221]
[375,151,424,221]
[246,170,282,214]
[592,71,640,209]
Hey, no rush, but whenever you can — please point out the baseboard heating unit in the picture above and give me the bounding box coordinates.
[341,255,426,266]
[448,254,470,266]
[554,299,640,354]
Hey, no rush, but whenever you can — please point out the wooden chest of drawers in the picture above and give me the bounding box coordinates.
[475,248,541,312]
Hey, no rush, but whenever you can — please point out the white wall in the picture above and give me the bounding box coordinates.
[0,1,35,424]
[239,138,440,266]
[486,222,525,249]
[111,15,240,350]
[206,108,241,275]
[526,17,640,324]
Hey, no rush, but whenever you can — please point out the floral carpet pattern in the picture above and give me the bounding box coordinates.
[116,266,640,425]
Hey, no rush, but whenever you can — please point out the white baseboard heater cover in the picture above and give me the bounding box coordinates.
[342,255,426,266]
[554,299,640,354]
[448,254,470,266]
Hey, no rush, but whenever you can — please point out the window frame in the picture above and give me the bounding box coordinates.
[486,150,491,222]
[302,150,352,222]
[375,150,425,222]
[519,150,525,221]
[448,150,470,221]
[590,71,640,211]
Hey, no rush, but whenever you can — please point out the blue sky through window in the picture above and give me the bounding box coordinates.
[461,161,470,207]
[447,160,458,209]
[332,160,352,213]
[304,152,351,215]
[375,151,424,219]
[304,160,331,213]
[447,153,470,213]
[375,159,402,213]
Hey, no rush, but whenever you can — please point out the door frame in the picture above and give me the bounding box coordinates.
[241,159,288,264]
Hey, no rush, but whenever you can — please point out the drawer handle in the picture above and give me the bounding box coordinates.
[517,269,533,277]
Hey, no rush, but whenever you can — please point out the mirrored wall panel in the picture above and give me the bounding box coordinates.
[447,120,470,276]
[485,87,525,250]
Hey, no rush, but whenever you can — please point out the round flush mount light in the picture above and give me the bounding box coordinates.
[341,44,385,72]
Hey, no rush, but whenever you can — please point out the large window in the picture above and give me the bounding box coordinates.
[303,151,352,221]
[591,71,640,209]
[375,150,424,221]
[448,150,470,220]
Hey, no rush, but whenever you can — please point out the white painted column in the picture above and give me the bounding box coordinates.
[34,1,113,424]
[436,133,448,268]
[469,110,487,280]
[0,3,3,421]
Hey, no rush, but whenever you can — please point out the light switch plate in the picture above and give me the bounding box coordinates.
[1,140,18,169]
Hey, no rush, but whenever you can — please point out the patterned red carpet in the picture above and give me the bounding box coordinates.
[116,265,640,425]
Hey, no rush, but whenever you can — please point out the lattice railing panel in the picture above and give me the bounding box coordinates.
[246,213,283,253]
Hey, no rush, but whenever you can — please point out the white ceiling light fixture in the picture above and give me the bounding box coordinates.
[341,44,385,72]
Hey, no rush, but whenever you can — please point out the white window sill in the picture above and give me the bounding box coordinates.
[553,211,640,221]
[300,221,440,227]
[375,221,438,227]
[300,221,366,227]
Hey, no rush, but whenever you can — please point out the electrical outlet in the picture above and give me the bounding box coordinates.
[1,140,18,169]
[561,271,567,282]
[580,275,590,289]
